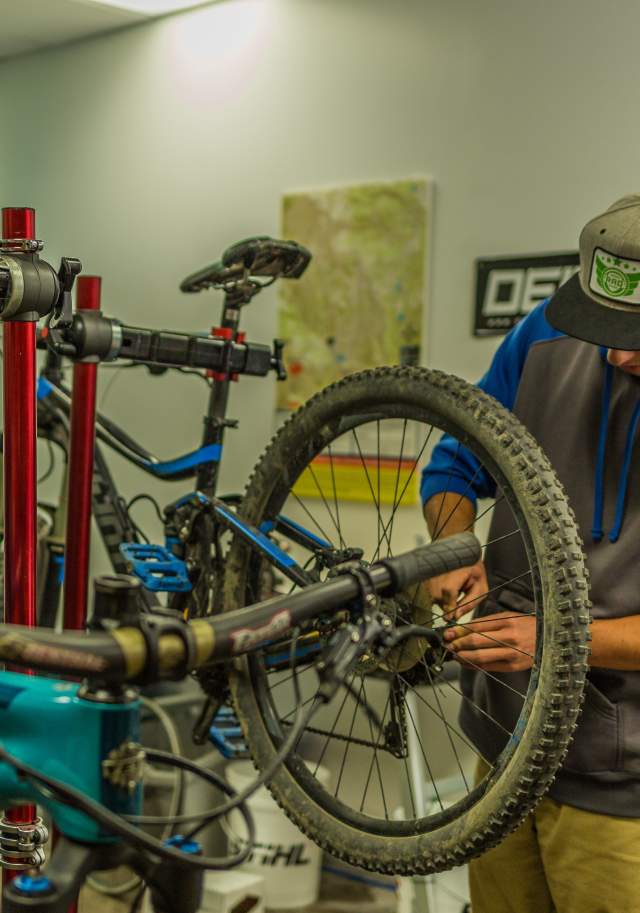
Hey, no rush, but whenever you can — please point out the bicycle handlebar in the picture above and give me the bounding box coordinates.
[40,311,280,378]
[117,323,273,376]
[0,533,480,684]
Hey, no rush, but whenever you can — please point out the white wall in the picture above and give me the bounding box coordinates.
[1,0,632,832]
[1,0,640,530]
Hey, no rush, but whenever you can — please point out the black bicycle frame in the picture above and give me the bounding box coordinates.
[22,287,324,622]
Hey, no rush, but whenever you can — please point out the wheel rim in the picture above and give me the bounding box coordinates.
[234,397,548,838]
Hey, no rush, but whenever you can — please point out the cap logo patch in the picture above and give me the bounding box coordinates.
[590,247,640,305]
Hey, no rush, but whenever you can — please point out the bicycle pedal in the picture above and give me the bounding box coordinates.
[119,543,192,592]
[209,705,250,759]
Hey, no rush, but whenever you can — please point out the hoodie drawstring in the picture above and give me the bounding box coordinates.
[592,361,614,543]
[609,399,640,543]
[592,357,640,544]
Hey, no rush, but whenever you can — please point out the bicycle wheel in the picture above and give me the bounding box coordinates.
[223,366,590,874]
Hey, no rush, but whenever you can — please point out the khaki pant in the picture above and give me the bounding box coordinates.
[470,766,640,913]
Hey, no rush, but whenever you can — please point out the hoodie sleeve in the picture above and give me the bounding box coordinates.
[420,300,563,508]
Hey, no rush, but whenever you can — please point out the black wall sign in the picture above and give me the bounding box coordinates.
[474,252,580,336]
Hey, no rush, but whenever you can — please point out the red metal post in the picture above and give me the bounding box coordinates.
[63,276,101,631]
[2,208,38,627]
[2,207,38,878]
[2,328,37,627]
[59,278,101,913]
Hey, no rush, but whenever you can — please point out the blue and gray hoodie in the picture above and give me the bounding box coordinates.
[421,299,640,817]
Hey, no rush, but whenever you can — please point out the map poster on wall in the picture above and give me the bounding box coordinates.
[278,178,429,409]
[277,178,431,504]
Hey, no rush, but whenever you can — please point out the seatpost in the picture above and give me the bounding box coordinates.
[196,291,243,495]
[1,207,40,880]
[63,276,101,631]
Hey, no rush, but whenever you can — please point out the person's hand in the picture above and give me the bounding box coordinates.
[428,561,489,621]
[443,610,535,672]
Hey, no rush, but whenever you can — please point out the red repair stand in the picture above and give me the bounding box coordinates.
[63,276,101,632]
[1,207,42,881]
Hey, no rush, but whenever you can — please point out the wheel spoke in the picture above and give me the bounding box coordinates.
[334,677,366,800]
[470,493,506,527]
[436,672,512,738]
[437,653,528,700]
[281,689,318,722]
[429,608,535,660]
[357,634,414,812]
[359,678,389,818]
[327,443,346,549]
[306,460,344,544]
[402,750,418,818]
[377,421,383,557]
[481,529,525,550]
[313,674,355,778]
[430,441,462,536]
[433,462,485,540]
[398,672,488,765]
[371,422,437,563]
[289,489,336,547]
[403,692,445,812]
[430,568,534,620]
[386,419,409,547]
[421,662,470,793]
[351,428,393,557]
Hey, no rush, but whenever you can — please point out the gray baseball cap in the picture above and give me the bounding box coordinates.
[547,194,640,349]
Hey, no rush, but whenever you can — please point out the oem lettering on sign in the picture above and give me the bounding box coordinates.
[474,252,580,336]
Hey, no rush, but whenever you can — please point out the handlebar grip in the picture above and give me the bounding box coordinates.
[377,532,481,592]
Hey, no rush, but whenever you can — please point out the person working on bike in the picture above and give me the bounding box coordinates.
[421,193,640,913]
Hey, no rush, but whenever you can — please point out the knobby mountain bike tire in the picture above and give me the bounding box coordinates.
[227,367,590,873]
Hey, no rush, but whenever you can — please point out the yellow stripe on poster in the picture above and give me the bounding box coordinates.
[293,454,418,505]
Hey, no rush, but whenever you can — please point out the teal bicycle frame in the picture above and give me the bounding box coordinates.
[0,672,140,843]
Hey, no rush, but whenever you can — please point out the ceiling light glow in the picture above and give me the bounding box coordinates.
[85,0,216,15]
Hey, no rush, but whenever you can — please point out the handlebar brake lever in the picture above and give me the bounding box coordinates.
[271,338,288,381]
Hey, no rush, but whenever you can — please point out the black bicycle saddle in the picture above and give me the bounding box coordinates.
[180,237,311,294]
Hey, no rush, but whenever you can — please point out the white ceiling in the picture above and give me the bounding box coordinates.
[0,0,156,61]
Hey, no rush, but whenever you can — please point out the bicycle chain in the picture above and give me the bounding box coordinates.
[385,677,409,759]
[282,719,394,753]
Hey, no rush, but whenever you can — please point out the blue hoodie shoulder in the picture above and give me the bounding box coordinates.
[470,299,564,413]
[420,300,564,507]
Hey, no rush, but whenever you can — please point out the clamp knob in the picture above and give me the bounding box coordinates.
[272,338,288,381]
[50,257,82,329]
